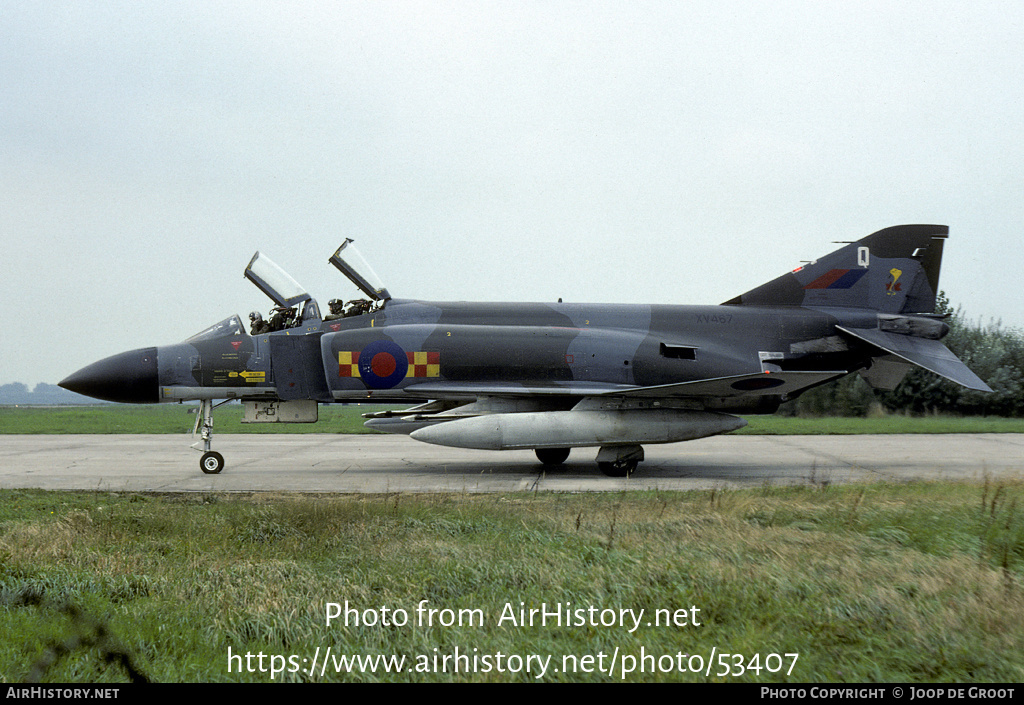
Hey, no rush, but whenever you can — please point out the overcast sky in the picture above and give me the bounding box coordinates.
[3,1,1022,386]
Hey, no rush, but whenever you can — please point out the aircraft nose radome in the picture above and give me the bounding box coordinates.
[59,347,159,404]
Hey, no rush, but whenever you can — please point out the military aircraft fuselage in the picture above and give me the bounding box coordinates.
[66,299,866,412]
[59,226,990,476]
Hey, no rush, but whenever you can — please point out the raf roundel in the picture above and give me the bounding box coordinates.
[357,339,409,389]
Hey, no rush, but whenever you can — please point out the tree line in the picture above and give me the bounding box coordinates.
[0,383,96,405]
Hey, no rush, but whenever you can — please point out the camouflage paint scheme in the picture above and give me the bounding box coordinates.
[60,225,991,475]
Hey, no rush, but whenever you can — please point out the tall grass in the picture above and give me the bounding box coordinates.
[1,484,1022,682]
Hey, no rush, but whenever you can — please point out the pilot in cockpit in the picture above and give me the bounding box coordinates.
[324,298,373,320]
[249,311,270,335]
[324,299,345,321]
[344,299,373,317]
[268,306,298,331]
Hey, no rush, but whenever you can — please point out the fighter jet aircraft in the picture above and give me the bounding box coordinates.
[60,225,991,476]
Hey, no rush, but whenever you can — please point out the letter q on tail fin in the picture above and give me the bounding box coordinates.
[723,224,948,315]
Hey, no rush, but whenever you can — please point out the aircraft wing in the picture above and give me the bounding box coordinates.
[836,326,993,392]
[401,370,845,401]
[401,380,638,399]
[602,371,848,399]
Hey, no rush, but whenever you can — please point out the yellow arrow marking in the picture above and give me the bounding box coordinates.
[229,371,266,382]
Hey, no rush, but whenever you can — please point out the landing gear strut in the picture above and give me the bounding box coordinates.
[192,399,230,474]
[596,444,644,477]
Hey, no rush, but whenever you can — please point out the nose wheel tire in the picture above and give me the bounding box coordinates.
[200,451,225,474]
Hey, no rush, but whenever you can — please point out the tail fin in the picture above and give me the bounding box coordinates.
[725,224,992,393]
[724,224,948,314]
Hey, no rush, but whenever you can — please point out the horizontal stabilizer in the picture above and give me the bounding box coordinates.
[837,326,992,392]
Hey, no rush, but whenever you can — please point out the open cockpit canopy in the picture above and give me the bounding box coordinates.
[329,238,391,302]
[244,252,313,309]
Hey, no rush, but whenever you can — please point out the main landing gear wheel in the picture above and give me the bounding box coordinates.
[598,459,638,477]
[535,447,570,466]
[596,444,644,477]
[201,451,225,475]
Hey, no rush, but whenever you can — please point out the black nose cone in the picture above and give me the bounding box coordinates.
[59,347,159,404]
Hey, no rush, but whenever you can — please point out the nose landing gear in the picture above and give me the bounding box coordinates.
[191,399,230,474]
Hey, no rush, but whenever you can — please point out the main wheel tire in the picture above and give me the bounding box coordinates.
[200,451,225,475]
[535,447,571,466]
[598,459,638,477]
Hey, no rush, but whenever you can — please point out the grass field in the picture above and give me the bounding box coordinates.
[1,483,1022,682]
[3,406,1021,682]
[2,404,1024,435]
[0,404,387,435]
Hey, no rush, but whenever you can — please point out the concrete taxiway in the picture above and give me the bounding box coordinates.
[0,434,1021,493]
